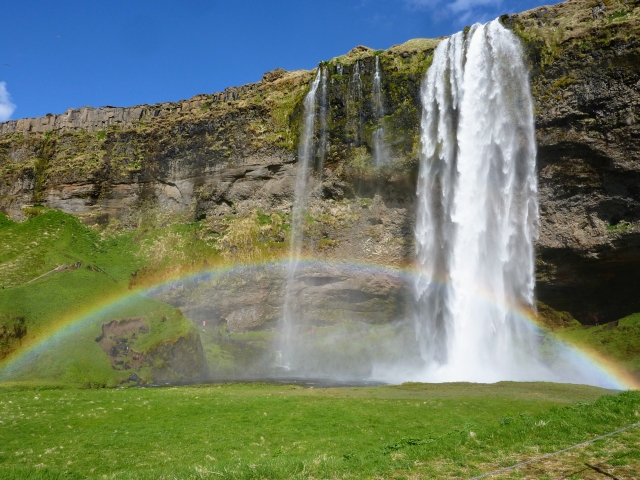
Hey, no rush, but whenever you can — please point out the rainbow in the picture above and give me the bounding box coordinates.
[1,258,638,390]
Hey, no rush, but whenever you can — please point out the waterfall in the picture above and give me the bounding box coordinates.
[372,56,388,166]
[414,20,543,382]
[348,61,363,145]
[318,66,329,173]
[278,69,321,370]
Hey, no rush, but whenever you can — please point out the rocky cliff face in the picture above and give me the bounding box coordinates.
[510,0,640,322]
[1,0,639,325]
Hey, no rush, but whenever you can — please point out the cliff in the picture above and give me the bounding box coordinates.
[1,0,639,326]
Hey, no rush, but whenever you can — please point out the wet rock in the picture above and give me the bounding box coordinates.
[155,263,408,330]
[145,329,208,383]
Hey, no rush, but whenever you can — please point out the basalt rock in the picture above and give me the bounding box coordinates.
[145,329,208,383]
[155,263,408,333]
[509,0,640,323]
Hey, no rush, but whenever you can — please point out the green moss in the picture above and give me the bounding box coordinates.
[607,220,631,231]
[536,301,579,330]
[317,238,338,250]
[125,302,193,354]
[608,10,629,23]
[265,78,310,151]
[21,205,46,219]
[32,156,49,204]
[0,212,13,229]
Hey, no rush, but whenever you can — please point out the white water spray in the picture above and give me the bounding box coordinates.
[278,70,321,369]
[414,20,544,382]
[372,56,388,166]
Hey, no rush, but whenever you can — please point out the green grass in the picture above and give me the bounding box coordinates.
[0,209,140,288]
[0,210,142,360]
[0,212,12,229]
[0,295,193,387]
[0,210,206,385]
[556,313,640,377]
[0,382,638,479]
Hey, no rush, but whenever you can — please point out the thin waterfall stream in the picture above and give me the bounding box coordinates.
[372,56,388,166]
[278,70,321,370]
[349,61,363,145]
[318,67,328,172]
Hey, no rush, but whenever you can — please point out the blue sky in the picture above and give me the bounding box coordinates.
[0,0,550,121]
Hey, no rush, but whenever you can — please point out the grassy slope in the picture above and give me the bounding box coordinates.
[0,210,140,325]
[0,296,193,387]
[0,211,200,385]
[0,208,293,384]
[0,383,638,479]
[555,313,640,378]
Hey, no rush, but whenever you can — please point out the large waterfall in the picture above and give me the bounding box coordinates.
[414,20,543,382]
[278,70,321,369]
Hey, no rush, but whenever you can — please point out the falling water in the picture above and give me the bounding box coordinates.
[372,56,388,166]
[278,70,322,370]
[318,67,329,172]
[414,20,544,382]
[348,61,364,145]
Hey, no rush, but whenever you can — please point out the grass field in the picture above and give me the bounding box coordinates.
[0,382,639,479]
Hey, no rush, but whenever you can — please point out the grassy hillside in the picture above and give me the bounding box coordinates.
[0,210,138,360]
[0,210,207,385]
[0,382,638,479]
[555,313,640,379]
[0,296,195,387]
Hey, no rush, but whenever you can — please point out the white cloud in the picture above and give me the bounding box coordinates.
[405,0,503,23]
[447,0,502,14]
[0,82,16,122]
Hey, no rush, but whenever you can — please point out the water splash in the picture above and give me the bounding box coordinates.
[372,56,388,166]
[278,70,322,369]
[414,20,542,382]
